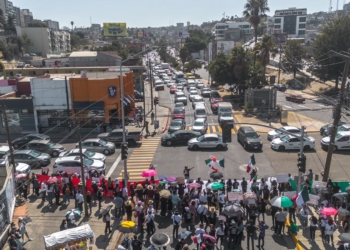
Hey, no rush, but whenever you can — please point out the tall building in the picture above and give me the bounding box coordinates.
[274,7,307,37]
[0,0,7,19]
[214,21,252,40]
[21,9,33,27]
[43,19,59,30]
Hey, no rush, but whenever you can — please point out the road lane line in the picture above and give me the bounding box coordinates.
[106,154,121,178]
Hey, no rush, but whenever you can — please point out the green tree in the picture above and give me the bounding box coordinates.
[7,15,15,29]
[282,40,305,78]
[312,15,350,90]
[0,9,6,29]
[184,36,206,53]
[228,46,251,94]
[21,33,33,54]
[185,59,202,74]
[243,0,270,43]
[70,33,81,48]
[254,34,277,78]
[28,21,47,27]
[208,52,232,83]
[76,31,85,39]
[179,46,190,71]
[247,64,265,87]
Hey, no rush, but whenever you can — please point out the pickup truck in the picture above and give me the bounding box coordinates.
[97,129,142,146]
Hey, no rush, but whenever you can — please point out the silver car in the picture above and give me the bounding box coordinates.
[188,133,227,150]
[188,90,198,101]
[54,156,106,174]
[175,91,187,105]
[12,150,51,168]
[192,95,205,109]
[195,80,204,89]
[59,148,106,162]
[77,138,116,155]
[192,118,208,135]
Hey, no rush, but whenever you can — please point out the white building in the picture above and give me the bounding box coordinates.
[43,19,60,30]
[274,7,307,37]
[17,27,71,56]
[214,21,252,40]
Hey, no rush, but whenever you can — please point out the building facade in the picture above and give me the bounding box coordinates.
[43,19,60,30]
[21,9,33,27]
[69,51,121,67]
[214,22,252,40]
[274,7,307,37]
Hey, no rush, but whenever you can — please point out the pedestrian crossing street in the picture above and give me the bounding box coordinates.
[186,125,236,134]
[118,137,160,182]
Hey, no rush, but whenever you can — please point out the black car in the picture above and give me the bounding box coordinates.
[320,121,346,136]
[237,126,262,150]
[12,134,50,149]
[134,90,144,101]
[209,91,221,101]
[161,130,201,146]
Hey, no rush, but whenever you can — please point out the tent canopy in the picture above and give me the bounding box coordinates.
[43,224,94,248]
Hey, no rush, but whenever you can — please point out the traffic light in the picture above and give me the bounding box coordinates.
[297,153,306,173]
[154,97,159,106]
[121,142,128,160]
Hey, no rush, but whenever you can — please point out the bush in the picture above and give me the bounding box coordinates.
[244,101,253,112]
[319,87,324,92]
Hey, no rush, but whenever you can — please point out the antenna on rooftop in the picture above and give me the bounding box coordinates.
[329,0,333,12]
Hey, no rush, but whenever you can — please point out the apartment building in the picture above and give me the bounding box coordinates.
[43,19,60,30]
[274,7,307,37]
[214,21,252,40]
[21,9,33,27]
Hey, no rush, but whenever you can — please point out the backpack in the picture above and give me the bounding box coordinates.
[122,238,130,248]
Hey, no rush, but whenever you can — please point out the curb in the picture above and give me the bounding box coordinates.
[159,105,171,134]
[286,219,302,250]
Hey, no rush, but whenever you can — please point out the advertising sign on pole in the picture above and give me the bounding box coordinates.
[103,23,127,37]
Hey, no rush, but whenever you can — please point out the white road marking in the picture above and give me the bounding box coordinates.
[283,105,294,109]
[318,104,326,107]
[298,105,307,108]
[106,154,121,178]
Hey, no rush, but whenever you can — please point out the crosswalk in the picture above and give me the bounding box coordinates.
[118,137,160,182]
[186,125,236,134]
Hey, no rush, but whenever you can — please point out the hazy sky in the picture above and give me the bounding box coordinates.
[14,0,336,28]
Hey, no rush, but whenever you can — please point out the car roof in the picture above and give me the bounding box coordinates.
[28,139,50,144]
[175,102,184,105]
[194,118,206,122]
[282,126,299,130]
[68,148,86,153]
[193,95,203,100]
[171,119,183,122]
[56,156,81,163]
[338,131,350,136]
[340,124,350,128]
[175,91,185,95]
[204,133,219,138]
[173,107,184,111]
[14,150,32,154]
[240,126,255,132]
[84,138,101,142]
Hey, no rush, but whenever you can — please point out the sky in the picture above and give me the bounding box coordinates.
[14,0,338,28]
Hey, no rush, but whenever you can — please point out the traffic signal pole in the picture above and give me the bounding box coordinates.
[297,126,305,193]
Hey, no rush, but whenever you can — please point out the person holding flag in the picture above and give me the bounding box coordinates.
[205,156,224,173]
[246,154,258,182]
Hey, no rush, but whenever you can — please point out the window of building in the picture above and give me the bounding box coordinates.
[275,18,281,24]
[299,17,306,22]
[283,15,297,35]
[299,23,305,29]
[274,25,281,29]
[32,71,36,76]
[298,30,306,35]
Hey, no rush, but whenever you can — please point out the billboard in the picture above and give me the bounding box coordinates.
[138,31,144,38]
[103,23,127,37]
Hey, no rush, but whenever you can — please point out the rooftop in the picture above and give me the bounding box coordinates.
[69,51,97,57]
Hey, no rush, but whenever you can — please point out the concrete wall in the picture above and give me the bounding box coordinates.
[21,27,51,56]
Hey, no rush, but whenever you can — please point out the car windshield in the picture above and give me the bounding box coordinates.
[275,127,286,134]
[171,121,182,126]
[177,93,185,97]
[47,141,56,147]
[246,132,259,139]
[28,150,41,157]
[190,91,197,95]
[173,109,183,114]
[196,110,206,115]
[338,125,348,131]
[197,136,204,142]
[170,131,179,138]
[280,135,291,142]
[194,98,203,102]
[203,88,210,91]
[194,121,204,126]
[84,150,95,157]
[83,158,93,166]
[222,113,232,117]
[98,139,107,146]
[175,103,184,107]
[335,133,343,140]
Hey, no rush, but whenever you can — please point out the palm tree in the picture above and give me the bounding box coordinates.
[254,34,277,78]
[229,46,251,94]
[70,21,74,31]
[243,0,270,43]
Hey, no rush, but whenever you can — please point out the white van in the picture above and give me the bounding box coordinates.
[194,104,207,120]
[218,102,232,115]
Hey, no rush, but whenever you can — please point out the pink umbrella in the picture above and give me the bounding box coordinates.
[188,183,201,189]
[15,173,27,179]
[203,234,216,243]
[47,177,58,184]
[141,169,158,177]
[321,207,338,216]
[167,176,176,182]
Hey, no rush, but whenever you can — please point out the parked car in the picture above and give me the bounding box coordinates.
[201,87,211,97]
[237,126,262,150]
[12,134,50,149]
[161,130,200,146]
[134,90,144,101]
[320,122,346,135]
[12,150,51,168]
[192,118,208,135]
[172,107,185,119]
[170,85,178,94]
[188,133,227,150]
[285,94,305,103]
[188,90,198,101]
[321,131,350,151]
[192,96,205,109]
[168,119,186,134]
[26,140,65,157]
[0,144,11,159]
[174,102,185,110]
[322,123,350,137]
[174,91,187,105]
[77,138,116,155]
[98,129,142,146]
[30,53,37,56]
[271,134,315,151]
[210,98,223,113]
[53,156,106,174]
[267,126,305,141]
[209,91,221,101]
[274,84,287,92]
[59,148,106,163]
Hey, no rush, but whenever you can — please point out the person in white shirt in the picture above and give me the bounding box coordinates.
[195,224,206,248]
[41,181,47,202]
[104,212,111,234]
[299,205,310,229]
[199,191,207,203]
[197,203,208,225]
[218,192,226,211]
[325,219,335,244]
[77,190,84,212]
[171,210,182,238]
[320,215,327,241]
[145,210,155,236]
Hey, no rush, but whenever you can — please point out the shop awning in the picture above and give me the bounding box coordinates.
[43,224,94,249]
[73,101,104,110]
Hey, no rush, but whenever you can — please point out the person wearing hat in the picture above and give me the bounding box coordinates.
[207,206,217,227]
[172,210,182,239]
[183,166,194,180]
[124,200,133,221]
[135,201,144,228]
[131,234,142,250]
[147,185,155,202]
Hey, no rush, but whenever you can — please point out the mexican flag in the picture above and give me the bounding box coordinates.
[246,154,256,173]
[296,187,310,206]
[205,158,225,168]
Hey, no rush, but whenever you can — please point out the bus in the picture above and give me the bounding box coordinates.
[174,71,185,83]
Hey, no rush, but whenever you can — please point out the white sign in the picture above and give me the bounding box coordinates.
[276,174,290,183]
[248,199,256,205]
[307,194,320,205]
[218,215,226,222]
[228,192,243,201]
[282,191,296,199]
[312,181,327,189]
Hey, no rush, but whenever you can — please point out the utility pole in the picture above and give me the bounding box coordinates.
[2,102,15,175]
[297,126,305,193]
[77,125,88,217]
[119,65,128,189]
[323,52,350,182]
[149,58,154,111]
[64,76,71,132]
[278,44,282,84]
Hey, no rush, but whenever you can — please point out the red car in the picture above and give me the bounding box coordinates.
[170,85,178,94]
[286,94,305,103]
[172,107,185,119]
[211,98,223,113]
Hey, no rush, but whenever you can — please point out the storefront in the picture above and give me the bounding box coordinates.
[69,72,135,127]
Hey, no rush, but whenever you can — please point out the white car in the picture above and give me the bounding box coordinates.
[267,126,305,141]
[188,90,198,101]
[192,95,205,109]
[167,80,175,88]
[271,135,315,151]
[188,134,227,150]
[192,118,208,135]
[59,148,106,162]
[195,80,205,89]
[53,156,106,174]
[188,86,197,92]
